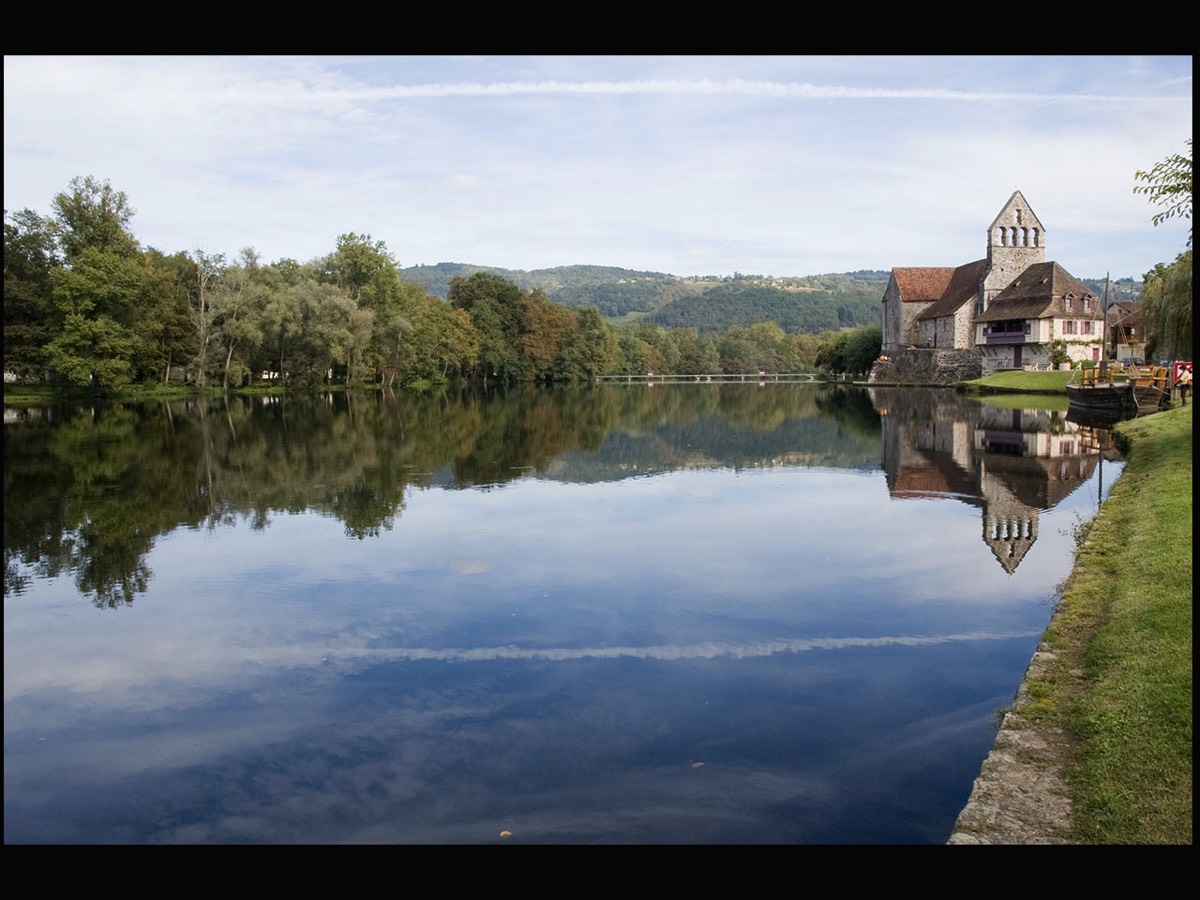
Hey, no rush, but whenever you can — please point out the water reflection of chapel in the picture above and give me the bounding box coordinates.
[870,388,1102,572]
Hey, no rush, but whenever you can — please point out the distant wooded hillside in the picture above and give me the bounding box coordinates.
[398,264,1140,335]
[1080,276,1142,303]
[399,264,894,334]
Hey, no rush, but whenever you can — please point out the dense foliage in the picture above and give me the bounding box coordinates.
[647,280,881,334]
[1134,137,1192,246]
[1133,140,1192,362]
[403,263,890,332]
[2,177,938,393]
[1140,250,1192,362]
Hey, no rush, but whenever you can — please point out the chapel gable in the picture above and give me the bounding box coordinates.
[982,191,1047,311]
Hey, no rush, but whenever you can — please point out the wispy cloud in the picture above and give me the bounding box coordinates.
[4,55,1191,277]
[311,78,1183,103]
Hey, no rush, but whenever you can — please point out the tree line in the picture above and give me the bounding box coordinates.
[4,176,882,396]
[1133,139,1192,362]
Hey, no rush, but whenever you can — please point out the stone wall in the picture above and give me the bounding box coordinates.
[869,347,982,385]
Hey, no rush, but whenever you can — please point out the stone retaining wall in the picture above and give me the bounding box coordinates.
[870,348,982,385]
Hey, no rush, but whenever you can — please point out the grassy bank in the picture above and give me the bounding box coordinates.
[957,370,1076,394]
[1043,402,1192,843]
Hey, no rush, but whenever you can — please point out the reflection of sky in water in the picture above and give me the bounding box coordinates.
[5,462,1118,844]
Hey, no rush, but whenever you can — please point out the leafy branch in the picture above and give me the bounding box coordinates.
[1133,138,1192,245]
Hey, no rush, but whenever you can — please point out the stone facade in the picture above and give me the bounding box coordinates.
[981,192,1047,312]
[975,261,1103,375]
[881,267,957,352]
[876,191,1105,382]
[880,192,1047,359]
[869,347,982,385]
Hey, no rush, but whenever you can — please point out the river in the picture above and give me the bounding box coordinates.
[3,383,1122,843]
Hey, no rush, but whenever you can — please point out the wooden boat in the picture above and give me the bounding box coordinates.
[1066,368,1137,417]
[1065,274,1160,420]
[1126,365,1173,411]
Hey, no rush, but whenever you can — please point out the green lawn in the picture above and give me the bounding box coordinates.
[1044,402,1192,843]
[958,370,1076,393]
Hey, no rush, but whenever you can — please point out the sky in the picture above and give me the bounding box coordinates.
[3,55,1192,281]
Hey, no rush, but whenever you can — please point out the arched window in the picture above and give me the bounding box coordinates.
[1031,228,1040,247]
[1021,227,1029,247]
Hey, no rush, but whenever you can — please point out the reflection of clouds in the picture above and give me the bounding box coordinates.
[3,626,1037,711]
[451,557,490,574]
[327,629,1038,664]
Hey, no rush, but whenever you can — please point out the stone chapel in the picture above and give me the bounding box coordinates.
[877,191,1104,380]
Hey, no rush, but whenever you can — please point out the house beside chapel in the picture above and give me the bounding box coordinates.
[877,190,1107,379]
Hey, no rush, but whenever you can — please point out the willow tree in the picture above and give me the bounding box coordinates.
[1134,140,1192,361]
[1140,251,1192,362]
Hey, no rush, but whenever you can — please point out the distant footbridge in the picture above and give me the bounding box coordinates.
[594,372,845,385]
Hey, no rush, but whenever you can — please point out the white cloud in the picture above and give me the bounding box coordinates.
[4,55,1191,278]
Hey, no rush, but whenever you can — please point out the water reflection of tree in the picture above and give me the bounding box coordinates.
[5,385,886,607]
[6,403,185,607]
[815,385,884,438]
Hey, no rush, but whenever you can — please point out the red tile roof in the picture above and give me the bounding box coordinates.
[892,267,957,302]
[916,259,989,321]
[975,261,1099,322]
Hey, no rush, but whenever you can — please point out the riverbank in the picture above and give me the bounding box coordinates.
[949,401,1192,844]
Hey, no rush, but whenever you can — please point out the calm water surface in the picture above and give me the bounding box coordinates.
[3,384,1123,844]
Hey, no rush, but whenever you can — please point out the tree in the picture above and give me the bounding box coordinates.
[134,249,194,384]
[40,178,143,393]
[670,327,720,375]
[843,324,883,375]
[1140,251,1192,362]
[521,290,569,381]
[1134,138,1192,247]
[559,308,617,380]
[188,250,226,390]
[813,325,881,377]
[449,273,527,382]
[278,280,356,387]
[210,249,272,390]
[3,208,60,381]
[323,233,411,383]
[51,176,139,263]
[324,232,396,299]
[1134,141,1193,361]
[261,279,303,384]
[45,247,141,393]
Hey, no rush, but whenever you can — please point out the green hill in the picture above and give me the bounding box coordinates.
[398,264,1135,337]
[399,264,891,333]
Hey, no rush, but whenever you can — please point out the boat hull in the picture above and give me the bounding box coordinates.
[1066,381,1137,416]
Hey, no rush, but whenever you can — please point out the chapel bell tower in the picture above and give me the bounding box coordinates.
[981,191,1046,312]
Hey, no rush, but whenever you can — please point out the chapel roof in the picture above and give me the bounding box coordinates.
[889,267,958,302]
[975,261,1100,322]
[916,259,988,321]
